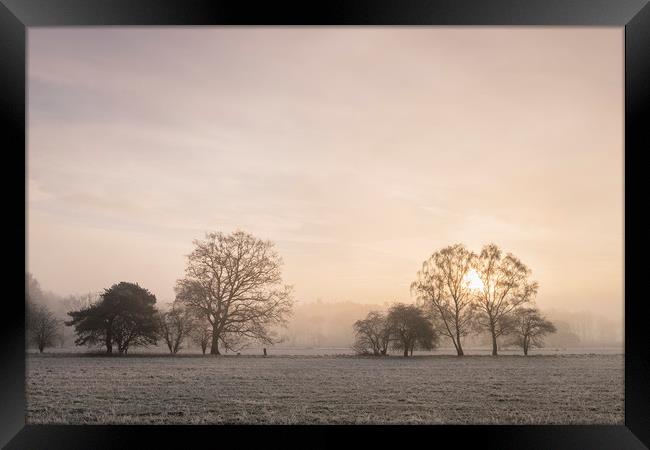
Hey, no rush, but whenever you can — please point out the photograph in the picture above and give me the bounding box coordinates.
[25,27,624,425]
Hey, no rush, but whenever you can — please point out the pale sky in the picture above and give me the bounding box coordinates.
[27,28,623,320]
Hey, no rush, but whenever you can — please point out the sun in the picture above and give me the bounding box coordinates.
[464,269,485,291]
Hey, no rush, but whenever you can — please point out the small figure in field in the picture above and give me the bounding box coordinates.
[263,348,267,357]
[236,352,241,356]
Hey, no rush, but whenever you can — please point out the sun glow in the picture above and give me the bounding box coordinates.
[464,269,485,291]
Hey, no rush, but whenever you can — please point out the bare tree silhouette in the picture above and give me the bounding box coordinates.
[411,244,476,356]
[175,231,293,355]
[157,302,196,354]
[27,302,61,353]
[473,244,538,355]
[510,307,556,355]
[190,316,213,355]
[352,311,392,356]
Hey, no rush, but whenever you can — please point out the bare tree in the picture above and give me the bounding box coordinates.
[352,311,391,356]
[473,244,538,355]
[510,307,556,355]
[175,231,294,355]
[411,244,476,356]
[386,303,438,357]
[27,302,61,353]
[190,317,213,355]
[158,302,196,354]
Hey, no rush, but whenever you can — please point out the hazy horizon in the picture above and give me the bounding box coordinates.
[27,27,623,323]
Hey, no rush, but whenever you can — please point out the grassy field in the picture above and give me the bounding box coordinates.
[26,354,623,425]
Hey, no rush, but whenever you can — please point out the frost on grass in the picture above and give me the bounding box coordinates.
[26,354,623,425]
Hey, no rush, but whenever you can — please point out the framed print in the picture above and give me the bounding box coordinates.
[1,0,649,448]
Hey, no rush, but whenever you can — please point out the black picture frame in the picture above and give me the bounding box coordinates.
[1,1,648,448]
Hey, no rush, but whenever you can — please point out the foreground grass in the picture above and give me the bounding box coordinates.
[26,354,623,425]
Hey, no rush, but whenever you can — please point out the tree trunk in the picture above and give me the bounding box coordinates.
[210,332,221,355]
[491,330,498,356]
[106,326,113,354]
[403,346,409,357]
[38,344,44,353]
[201,344,207,355]
[456,334,464,356]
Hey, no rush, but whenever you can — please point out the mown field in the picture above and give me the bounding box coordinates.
[26,354,623,425]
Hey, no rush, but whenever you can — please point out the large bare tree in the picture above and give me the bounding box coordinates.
[411,244,476,356]
[175,231,293,355]
[473,244,539,355]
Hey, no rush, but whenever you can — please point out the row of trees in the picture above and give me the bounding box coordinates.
[30,234,556,357]
[63,281,220,355]
[353,304,437,356]
[61,231,294,355]
[353,304,555,356]
[354,243,556,356]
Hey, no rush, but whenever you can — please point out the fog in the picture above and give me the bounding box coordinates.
[279,301,622,350]
[27,27,623,339]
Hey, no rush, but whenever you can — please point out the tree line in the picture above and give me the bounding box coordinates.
[353,243,556,356]
[27,234,555,357]
[27,231,294,355]
[353,304,438,357]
